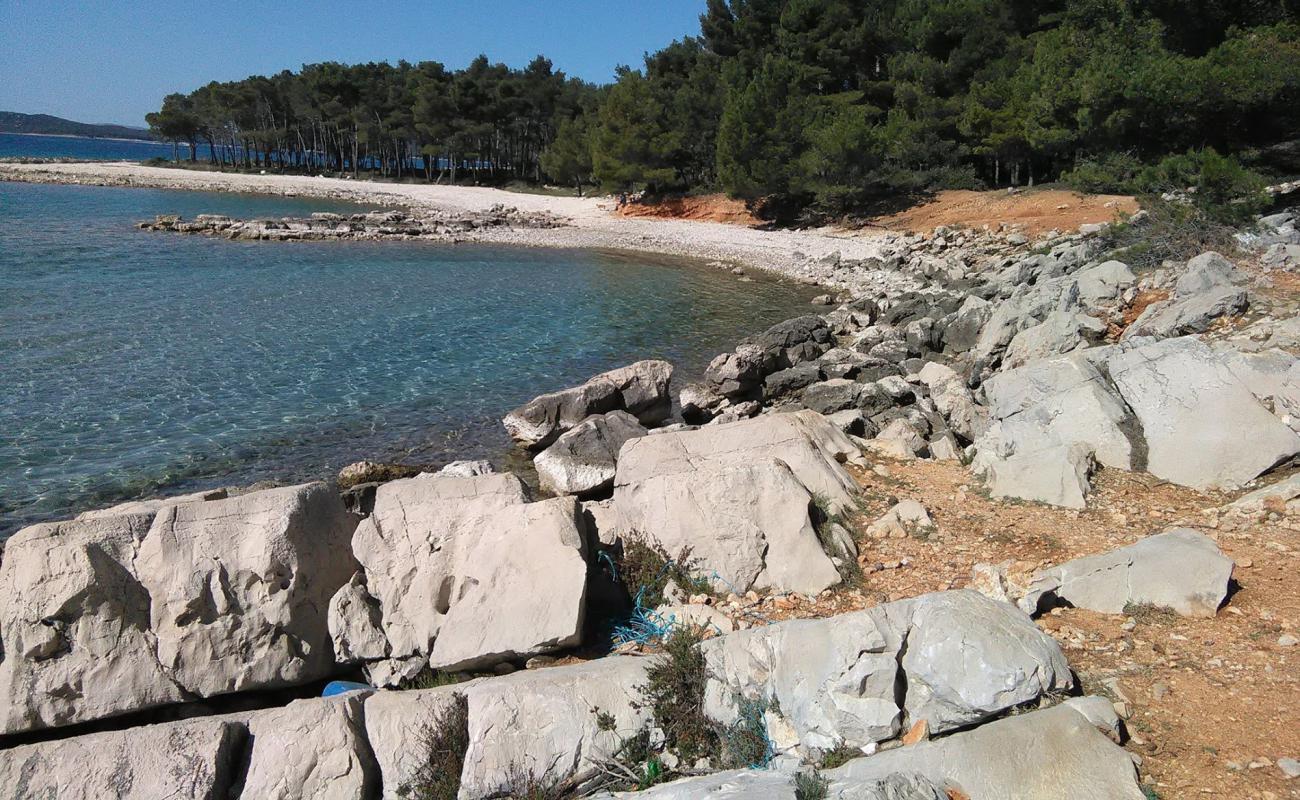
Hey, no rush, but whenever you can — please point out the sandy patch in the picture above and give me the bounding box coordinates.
[870,188,1139,237]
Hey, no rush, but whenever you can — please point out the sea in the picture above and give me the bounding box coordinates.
[0,176,816,535]
[0,131,177,161]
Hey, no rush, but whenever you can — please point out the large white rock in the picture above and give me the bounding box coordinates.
[0,513,187,734]
[1020,528,1234,617]
[1107,337,1300,489]
[459,657,652,799]
[983,443,1094,509]
[335,473,589,673]
[702,591,1071,751]
[1002,311,1105,369]
[0,715,241,800]
[138,482,359,697]
[1073,260,1136,306]
[535,410,648,496]
[826,700,1145,800]
[614,458,842,595]
[614,410,865,514]
[74,487,228,520]
[237,693,377,800]
[365,683,473,800]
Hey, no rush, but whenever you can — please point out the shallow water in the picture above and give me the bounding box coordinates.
[0,181,816,534]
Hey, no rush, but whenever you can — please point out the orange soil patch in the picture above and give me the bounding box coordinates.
[870,188,1139,237]
[617,194,759,226]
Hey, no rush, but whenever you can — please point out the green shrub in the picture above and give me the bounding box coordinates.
[397,693,470,800]
[720,697,771,769]
[1094,199,1240,272]
[637,626,719,763]
[1136,148,1269,223]
[818,743,861,770]
[1062,152,1144,194]
[400,668,469,691]
[794,770,830,800]
[618,537,712,608]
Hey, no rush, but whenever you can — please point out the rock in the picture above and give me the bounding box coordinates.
[1107,337,1300,489]
[1178,252,1239,294]
[0,482,358,735]
[976,353,1135,473]
[705,343,766,398]
[335,473,589,673]
[827,409,872,437]
[869,418,928,459]
[534,410,648,496]
[459,657,651,799]
[749,315,834,372]
[703,591,1070,751]
[941,295,993,354]
[614,410,865,514]
[328,573,389,663]
[928,431,961,461]
[437,459,496,477]
[0,715,242,800]
[801,378,865,414]
[1003,310,1106,369]
[969,561,1013,604]
[826,701,1144,800]
[1020,529,1235,617]
[812,294,835,305]
[866,500,934,539]
[364,684,468,799]
[915,362,986,442]
[679,382,727,423]
[503,359,673,449]
[655,603,737,634]
[1227,472,1300,515]
[984,443,1095,509]
[614,458,842,595]
[764,363,824,399]
[1262,242,1300,269]
[599,770,949,799]
[338,460,421,488]
[1074,260,1136,306]
[138,483,359,699]
[1127,253,1247,339]
[1278,757,1300,778]
[74,487,228,520]
[236,693,377,799]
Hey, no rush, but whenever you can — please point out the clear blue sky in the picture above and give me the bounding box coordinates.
[0,0,708,127]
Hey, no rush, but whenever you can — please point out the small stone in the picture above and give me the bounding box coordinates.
[1278,757,1300,778]
[1151,682,1170,701]
[1279,634,1299,648]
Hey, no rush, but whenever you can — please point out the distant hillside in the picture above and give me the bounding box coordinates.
[0,111,154,141]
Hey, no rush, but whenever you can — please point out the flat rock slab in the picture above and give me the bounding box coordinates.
[1107,337,1300,489]
[1020,528,1234,617]
[703,590,1071,751]
[825,701,1145,800]
[0,716,242,800]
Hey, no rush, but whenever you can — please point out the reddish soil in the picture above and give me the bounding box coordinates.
[616,194,760,226]
[870,189,1140,237]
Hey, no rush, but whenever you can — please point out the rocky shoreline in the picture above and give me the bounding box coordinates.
[3,165,1300,796]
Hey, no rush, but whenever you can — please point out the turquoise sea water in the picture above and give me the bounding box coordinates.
[0,131,174,161]
[0,181,814,535]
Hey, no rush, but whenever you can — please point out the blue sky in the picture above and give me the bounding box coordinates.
[0,0,707,126]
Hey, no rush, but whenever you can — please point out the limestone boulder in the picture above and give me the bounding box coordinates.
[335,473,590,673]
[0,513,187,734]
[1107,337,1300,489]
[236,693,377,800]
[1126,253,1247,339]
[74,487,228,520]
[138,482,359,698]
[915,362,986,442]
[1020,528,1234,617]
[705,343,766,398]
[1002,310,1106,369]
[748,314,835,372]
[826,701,1145,800]
[1073,260,1136,307]
[364,684,471,799]
[702,591,1071,752]
[535,410,647,496]
[983,443,1095,509]
[0,715,242,800]
[503,359,673,449]
[459,657,652,798]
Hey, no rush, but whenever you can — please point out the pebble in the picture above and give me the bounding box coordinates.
[1150,682,1170,700]
[1279,634,1299,647]
[1278,757,1300,778]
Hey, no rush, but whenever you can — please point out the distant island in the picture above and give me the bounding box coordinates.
[0,110,154,141]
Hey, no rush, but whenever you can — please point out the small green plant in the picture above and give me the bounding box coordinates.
[397,693,470,800]
[809,493,864,584]
[794,770,830,800]
[1141,785,1162,800]
[818,743,861,770]
[720,697,772,769]
[618,536,712,607]
[1123,602,1179,625]
[485,763,568,800]
[637,626,720,763]
[401,667,469,691]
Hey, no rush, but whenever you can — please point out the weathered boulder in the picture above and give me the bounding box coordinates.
[364,683,471,800]
[915,362,986,442]
[865,500,934,539]
[1002,310,1106,369]
[1107,337,1300,489]
[1225,471,1300,515]
[1126,253,1247,339]
[1020,528,1234,617]
[1073,260,1136,306]
[764,363,824,399]
[0,513,187,734]
[705,343,766,398]
[535,410,648,496]
[941,295,993,354]
[802,378,868,414]
[599,770,948,800]
[336,472,590,673]
[0,715,242,800]
[748,315,834,372]
[869,418,928,459]
[74,487,228,520]
[983,443,1095,509]
[138,482,359,698]
[615,410,864,513]
[826,701,1145,800]
[703,591,1071,752]
[459,657,652,799]
[503,360,673,449]
[236,693,377,800]
[437,459,496,477]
